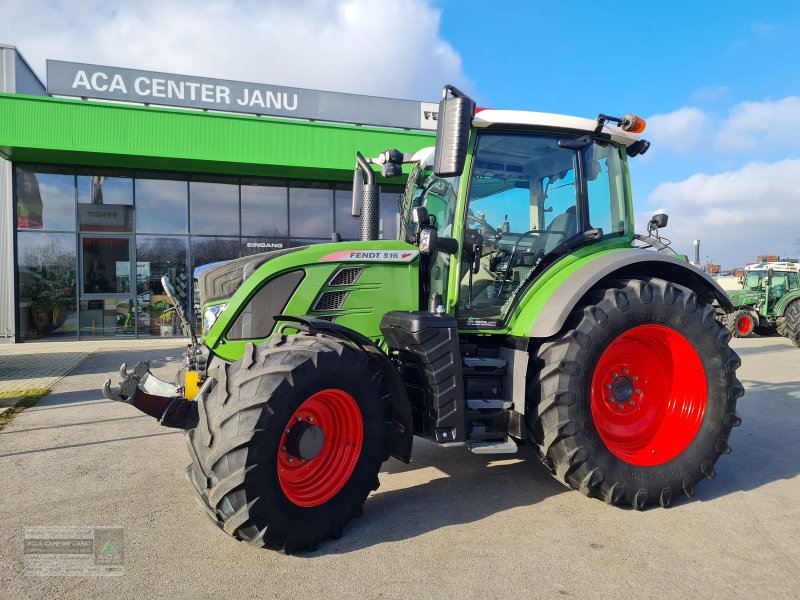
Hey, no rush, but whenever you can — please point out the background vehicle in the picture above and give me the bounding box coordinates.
[104,86,743,552]
[724,261,800,343]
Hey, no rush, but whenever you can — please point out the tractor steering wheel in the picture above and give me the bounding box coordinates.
[499,228,565,294]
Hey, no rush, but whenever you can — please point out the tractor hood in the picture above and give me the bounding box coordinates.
[200,240,422,361]
[728,289,760,307]
[197,246,305,306]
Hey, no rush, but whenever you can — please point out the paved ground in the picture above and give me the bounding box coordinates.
[0,339,186,394]
[0,336,799,599]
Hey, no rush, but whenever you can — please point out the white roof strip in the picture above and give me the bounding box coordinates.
[472,109,642,146]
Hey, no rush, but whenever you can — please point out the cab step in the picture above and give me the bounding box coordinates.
[468,439,518,454]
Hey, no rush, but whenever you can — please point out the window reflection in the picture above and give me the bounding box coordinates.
[136,177,188,234]
[137,236,189,337]
[77,172,134,233]
[78,172,133,206]
[334,185,360,240]
[241,180,288,237]
[190,180,239,235]
[191,236,241,269]
[289,182,332,238]
[380,188,403,240]
[17,232,77,340]
[15,165,75,231]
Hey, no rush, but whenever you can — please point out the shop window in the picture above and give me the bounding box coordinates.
[191,236,241,270]
[136,236,189,337]
[15,165,76,231]
[380,188,403,240]
[78,171,134,233]
[81,237,131,294]
[79,298,135,338]
[135,176,189,234]
[17,231,78,340]
[289,182,332,238]
[190,179,239,235]
[334,185,360,240]
[241,179,288,237]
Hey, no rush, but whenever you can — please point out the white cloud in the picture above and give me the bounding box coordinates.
[645,159,800,266]
[714,96,800,152]
[2,0,473,100]
[693,85,730,103]
[643,107,711,154]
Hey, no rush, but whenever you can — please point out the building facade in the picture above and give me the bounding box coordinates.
[0,47,434,342]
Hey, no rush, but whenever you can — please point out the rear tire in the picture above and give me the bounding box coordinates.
[528,278,743,508]
[727,310,756,337]
[785,301,800,347]
[186,335,390,552]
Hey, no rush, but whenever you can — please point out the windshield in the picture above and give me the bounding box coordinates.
[743,272,765,290]
[400,162,459,244]
[457,131,627,326]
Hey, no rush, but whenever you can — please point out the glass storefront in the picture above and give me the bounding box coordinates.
[14,163,402,341]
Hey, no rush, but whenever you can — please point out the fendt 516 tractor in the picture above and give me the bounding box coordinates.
[104,85,743,552]
[723,261,800,345]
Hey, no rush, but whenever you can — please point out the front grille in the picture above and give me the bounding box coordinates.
[329,267,364,286]
[312,290,349,312]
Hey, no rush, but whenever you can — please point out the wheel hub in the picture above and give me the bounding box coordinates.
[284,421,325,461]
[610,375,634,402]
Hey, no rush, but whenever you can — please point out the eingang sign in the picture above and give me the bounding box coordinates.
[46,60,439,130]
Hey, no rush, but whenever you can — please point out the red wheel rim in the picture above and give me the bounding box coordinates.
[736,316,753,335]
[590,324,707,467]
[277,389,363,507]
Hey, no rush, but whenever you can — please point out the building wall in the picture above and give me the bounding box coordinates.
[0,157,12,338]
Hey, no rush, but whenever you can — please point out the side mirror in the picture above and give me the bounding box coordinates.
[433,85,475,177]
[649,213,669,229]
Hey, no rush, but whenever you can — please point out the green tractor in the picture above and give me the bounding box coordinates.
[103,85,743,552]
[724,261,800,345]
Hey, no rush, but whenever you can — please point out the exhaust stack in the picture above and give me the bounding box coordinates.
[353,151,380,241]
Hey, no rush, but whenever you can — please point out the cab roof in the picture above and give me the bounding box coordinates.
[472,109,642,147]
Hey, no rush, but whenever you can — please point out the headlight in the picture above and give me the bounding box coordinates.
[203,304,227,334]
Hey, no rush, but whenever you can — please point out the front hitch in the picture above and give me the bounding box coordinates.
[102,360,211,430]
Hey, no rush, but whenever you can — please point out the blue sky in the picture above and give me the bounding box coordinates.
[5,0,799,266]
[437,1,800,266]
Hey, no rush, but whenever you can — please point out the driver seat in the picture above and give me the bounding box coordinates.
[530,206,577,255]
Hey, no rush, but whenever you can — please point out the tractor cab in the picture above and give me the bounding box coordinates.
[372,85,648,330]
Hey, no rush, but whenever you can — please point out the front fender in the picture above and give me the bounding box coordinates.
[275,316,414,464]
[519,249,733,339]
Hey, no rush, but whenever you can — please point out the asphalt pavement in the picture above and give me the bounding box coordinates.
[0,336,799,599]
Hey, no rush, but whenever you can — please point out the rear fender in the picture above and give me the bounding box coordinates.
[523,249,734,339]
[775,290,800,317]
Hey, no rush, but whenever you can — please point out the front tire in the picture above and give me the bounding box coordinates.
[528,278,743,508]
[727,309,756,337]
[186,335,390,552]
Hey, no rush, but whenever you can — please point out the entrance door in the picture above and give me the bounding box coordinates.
[79,235,136,338]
